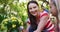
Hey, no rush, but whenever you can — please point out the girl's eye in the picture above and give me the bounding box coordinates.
[29,8,32,10]
[33,6,36,8]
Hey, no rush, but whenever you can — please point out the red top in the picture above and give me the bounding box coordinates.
[27,11,54,32]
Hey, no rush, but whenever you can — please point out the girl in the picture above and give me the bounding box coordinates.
[26,1,54,32]
[49,0,60,32]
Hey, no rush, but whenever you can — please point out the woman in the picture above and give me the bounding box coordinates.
[49,0,60,32]
[26,1,54,32]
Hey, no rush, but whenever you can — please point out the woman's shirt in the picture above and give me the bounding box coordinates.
[27,11,54,32]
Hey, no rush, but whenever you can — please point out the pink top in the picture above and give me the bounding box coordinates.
[27,11,54,32]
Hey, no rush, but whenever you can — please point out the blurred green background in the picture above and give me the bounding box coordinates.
[0,0,49,32]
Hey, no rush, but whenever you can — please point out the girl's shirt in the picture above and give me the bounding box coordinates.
[27,11,54,32]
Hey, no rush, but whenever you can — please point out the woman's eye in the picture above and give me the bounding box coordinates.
[33,6,36,8]
[29,8,32,10]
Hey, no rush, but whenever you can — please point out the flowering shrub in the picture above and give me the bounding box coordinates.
[1,16,23,32]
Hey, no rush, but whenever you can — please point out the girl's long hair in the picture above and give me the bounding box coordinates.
[27,1,39,30]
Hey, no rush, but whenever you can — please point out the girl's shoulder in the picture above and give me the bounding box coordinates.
[40,11,49,18]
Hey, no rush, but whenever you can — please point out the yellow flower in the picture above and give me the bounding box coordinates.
[12,20,17,22]
[21,22,23,26]
[18,19,22,23]
[12,24,16,28]
[4,21,7,24]
[11,17,17,20]
[3,19,8,22]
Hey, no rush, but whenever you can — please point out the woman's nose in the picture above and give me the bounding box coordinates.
[31,8,36,12]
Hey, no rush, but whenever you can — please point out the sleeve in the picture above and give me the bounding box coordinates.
[40,11,54,32]
[40,12,49,18]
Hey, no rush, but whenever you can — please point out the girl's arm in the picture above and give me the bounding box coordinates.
[26,23,30,32]
[34,16,49,32]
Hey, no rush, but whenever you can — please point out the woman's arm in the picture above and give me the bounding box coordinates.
[26,23,30,32]
[34,16,49,32]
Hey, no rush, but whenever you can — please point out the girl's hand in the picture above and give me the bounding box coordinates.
[34,30,38,32]
[34,30,41,32]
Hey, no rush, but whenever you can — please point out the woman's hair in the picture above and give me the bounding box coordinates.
[50,0,56,6]
[27,1,39,30]
[53,0,60,20]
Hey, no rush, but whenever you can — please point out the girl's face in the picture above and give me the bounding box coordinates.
[49,1,58,16]
[28,3,39,16]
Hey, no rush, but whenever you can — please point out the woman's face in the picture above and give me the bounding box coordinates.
[49,1,58,16]
[28,3,39,16]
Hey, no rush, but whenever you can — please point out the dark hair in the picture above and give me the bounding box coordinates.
[27,1,39,30]
[51,0,56,6]
[51,0,58,16]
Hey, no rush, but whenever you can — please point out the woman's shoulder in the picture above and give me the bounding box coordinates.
[40,11,49,17]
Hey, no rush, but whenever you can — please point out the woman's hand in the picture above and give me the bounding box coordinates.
[34,30,41,32]
[34,30,38,32]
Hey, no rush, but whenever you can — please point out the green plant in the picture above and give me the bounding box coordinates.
[1,16,23,32]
